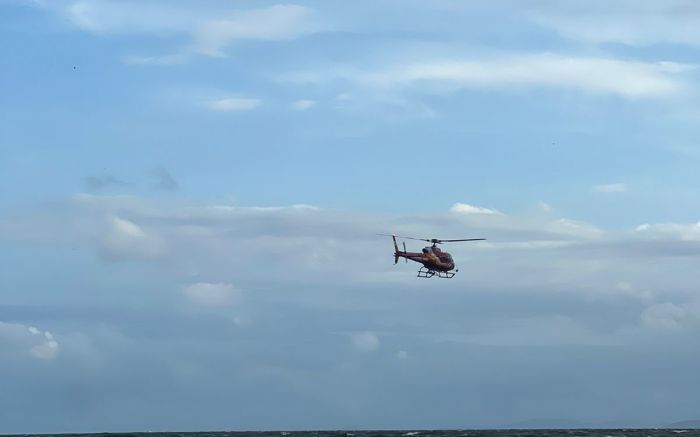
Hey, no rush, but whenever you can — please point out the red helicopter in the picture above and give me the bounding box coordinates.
[379,234,485,278]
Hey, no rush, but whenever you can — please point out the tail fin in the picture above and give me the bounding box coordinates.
[392,235,400,264]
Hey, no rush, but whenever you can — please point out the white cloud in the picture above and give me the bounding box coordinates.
[0,322,60,360]
[207,98,261,112]
[100,215,164,260]
[351,331,380,352]
[111,216,144,238]
[537,201,554,213]
[31,339,60,360]
[548,218,604,240]
[634,222,700,241]
[207,203,319,213]
[291,99,317,111]
[66,0,188,34]
[529,0,700,47]
[594,183,627,193]
[183,282,242,307]
[192,5,316,57]
[450,203,502,215]
[121,53,187,65]
[396,350,409,360]
[53,2,319,59]
[289,54,692,99]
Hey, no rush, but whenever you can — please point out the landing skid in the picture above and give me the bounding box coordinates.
[417,267,456,279]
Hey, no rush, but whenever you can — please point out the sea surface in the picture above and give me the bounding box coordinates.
[6,431,700,437]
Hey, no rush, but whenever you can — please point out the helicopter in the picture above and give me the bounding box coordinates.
[379,234,485,278]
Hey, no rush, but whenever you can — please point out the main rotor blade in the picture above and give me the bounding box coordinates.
[377,234,431,242]
[438,238,486,242]
[401,237,432,242]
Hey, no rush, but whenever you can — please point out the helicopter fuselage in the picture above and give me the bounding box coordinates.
[396,246,456,272]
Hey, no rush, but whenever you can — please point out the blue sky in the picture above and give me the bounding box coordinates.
[2,0,700,433]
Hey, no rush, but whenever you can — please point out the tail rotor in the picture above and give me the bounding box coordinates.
[378,234,404,265]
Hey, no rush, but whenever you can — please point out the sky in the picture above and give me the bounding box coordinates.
[2,0,700,433]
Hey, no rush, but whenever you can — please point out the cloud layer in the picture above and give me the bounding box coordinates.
[0,322,59,360]
[529,0,700,46]
[57,1,320,59]
[288,54,693,99]
[3,194,700,430]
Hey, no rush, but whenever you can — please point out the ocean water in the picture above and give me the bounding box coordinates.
[7,431,700,437]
